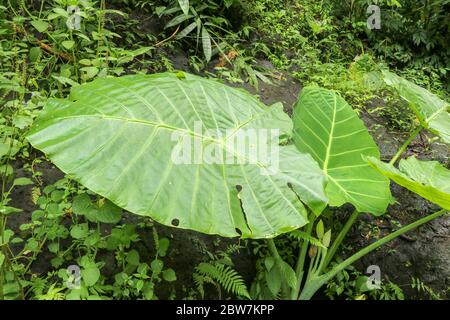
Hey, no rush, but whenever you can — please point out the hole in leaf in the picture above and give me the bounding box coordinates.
[235,185,242,192]
[171,219,179,226]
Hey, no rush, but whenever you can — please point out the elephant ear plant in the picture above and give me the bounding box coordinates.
[25,71,449,300]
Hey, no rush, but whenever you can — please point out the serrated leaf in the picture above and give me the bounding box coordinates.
[151,259,164,275]
[265,268,281,296]
[93,200,122,224]
[279,261,297,290]
[72,193,121,223]
[382,71,450,144]
[27,73,328,239]
[293,87,391,215]
[126,249,140,266]
[367,156,450,210]
[70,223,89,239]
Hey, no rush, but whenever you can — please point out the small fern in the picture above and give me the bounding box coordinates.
[224,244,243,255]
[289,230,326,248]
[31,187,41,204]
[195,262,250,299]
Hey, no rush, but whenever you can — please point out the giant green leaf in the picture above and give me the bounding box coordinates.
[367,156,450,210]
[27,73,328,239]
[292,87,391,215]
[383,70,450,144]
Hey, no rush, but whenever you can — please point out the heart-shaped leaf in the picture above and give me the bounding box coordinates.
[367,156,450,210]
[293,87,391,215]
[383,70,450,144]
[27,73,328,239]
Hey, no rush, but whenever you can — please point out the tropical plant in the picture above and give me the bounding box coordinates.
[160,0,240,62]
[25,70,449,300]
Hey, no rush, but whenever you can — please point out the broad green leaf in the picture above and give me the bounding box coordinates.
[178,0,189,15]
[27,73,327,239]
[383,70,450,144]
[293,87,391,215]
[367,156,450,210]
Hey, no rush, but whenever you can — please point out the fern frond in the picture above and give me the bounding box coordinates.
[224,244,243,255]
[289,230,326,248]
[195,262,250,299]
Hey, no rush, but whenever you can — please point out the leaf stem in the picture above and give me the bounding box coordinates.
[291,218,314,299]
[322,209,359,269]
[299,208,447,300]
[389,125,423,165]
